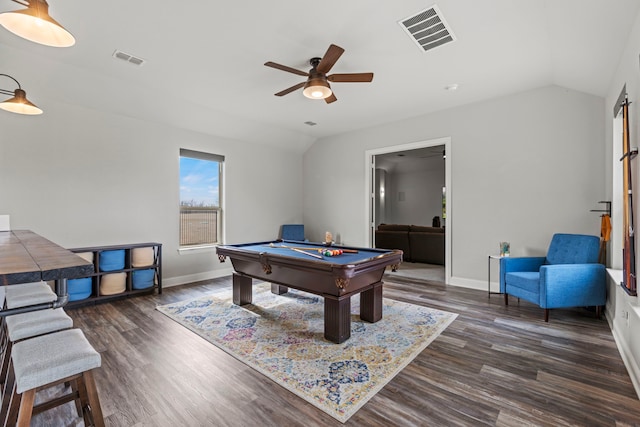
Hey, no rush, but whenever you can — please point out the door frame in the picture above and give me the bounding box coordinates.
[364,136,452,284]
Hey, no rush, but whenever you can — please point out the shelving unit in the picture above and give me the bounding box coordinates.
[65,242,162,307]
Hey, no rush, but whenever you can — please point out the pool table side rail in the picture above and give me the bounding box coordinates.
[216,241,402,297]
[216,240,403,273]
[217,240,401,261]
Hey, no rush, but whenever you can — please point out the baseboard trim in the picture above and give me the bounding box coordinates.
[448,276,486,291]
[611,323,640,399]
[607,309,640,399]
[162,267,234,288]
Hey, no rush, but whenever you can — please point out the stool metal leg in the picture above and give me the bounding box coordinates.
[4,377,19,427]
[0,340,11,389]
[0,356,15,423]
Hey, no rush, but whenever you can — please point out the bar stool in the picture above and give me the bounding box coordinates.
[1,282,68,389]
[1,282,56,348]
[1,308,73,381]
[0,309,74,421]
[5,328,104,427]
[1,281,57,368]
[4,281,57,310]
[0,282,72,422]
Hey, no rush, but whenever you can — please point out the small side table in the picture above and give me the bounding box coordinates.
[487,255,506,297]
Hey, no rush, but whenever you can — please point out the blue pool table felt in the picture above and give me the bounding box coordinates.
[235,241,392,265]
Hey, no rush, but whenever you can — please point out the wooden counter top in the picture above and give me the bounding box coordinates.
[0,230,94,286]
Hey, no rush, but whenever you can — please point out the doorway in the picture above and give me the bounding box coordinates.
[365,137,452,283]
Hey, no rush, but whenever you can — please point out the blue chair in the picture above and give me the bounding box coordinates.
[280,224,306,241]
[500,233,606,322]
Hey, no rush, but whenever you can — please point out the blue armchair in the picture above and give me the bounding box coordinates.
[280,224,306,241]
[500,233,606,322]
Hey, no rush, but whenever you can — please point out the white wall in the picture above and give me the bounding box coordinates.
[0,100,304,285]
[385,157,445,226]
[603,8,640,398]
[304,85,605,286]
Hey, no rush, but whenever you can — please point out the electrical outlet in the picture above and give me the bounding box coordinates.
[628,312,630,327]
[627,311,630,327]
[621,309,630,327]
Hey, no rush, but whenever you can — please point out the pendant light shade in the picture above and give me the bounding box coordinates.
[0,74,43,115]
[0,0,75,47]
[303,78,332,100]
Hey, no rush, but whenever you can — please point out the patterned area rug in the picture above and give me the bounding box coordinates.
[156,283,457,423]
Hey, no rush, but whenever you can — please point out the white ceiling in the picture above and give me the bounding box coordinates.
[1,0,639,152]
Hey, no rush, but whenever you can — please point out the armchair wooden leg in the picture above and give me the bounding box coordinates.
[596,306,602,319]
[504,293,508,305]
[544,309,549,322]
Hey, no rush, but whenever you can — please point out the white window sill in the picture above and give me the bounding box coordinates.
[607,268,640,316]
[178,244,218,254]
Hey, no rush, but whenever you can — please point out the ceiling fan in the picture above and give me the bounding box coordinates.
[264,44,373,104]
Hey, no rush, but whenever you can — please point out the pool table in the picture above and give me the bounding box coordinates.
[216,240,403,343]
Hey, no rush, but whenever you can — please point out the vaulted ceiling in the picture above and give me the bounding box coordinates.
[1,0,639,152]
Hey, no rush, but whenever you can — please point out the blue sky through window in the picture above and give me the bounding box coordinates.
[179,157,219,207]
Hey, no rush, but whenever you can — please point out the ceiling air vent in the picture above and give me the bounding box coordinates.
[112,50,146,66]
[398,5,456,52]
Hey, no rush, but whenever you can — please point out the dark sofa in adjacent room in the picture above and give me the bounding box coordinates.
[375,224,444,265]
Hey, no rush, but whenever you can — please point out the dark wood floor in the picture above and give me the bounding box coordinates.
[32,275,640,426]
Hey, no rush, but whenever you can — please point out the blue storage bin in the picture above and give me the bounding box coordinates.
[68,277,92,301]
[99,249,125,272]
[132,269,155,290]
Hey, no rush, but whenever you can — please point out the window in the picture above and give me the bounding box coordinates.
[179,149,223,247]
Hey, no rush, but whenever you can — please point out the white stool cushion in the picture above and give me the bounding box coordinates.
[99,272,126,295]
[5,308,73,342]
[131,247,154,267]
[12,328,101,394]
[5,282,57,309]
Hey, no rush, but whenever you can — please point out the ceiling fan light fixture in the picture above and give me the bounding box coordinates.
[303,78,332,99]
[0,0,75,47]
[265,44,372,103]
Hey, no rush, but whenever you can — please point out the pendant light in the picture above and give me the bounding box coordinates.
[0,74,43,115]
[0,0,75,47]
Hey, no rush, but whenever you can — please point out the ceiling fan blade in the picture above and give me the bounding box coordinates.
[274,82,306,97]
[264,61,309,77]
[316,44,345,74]
[328,73,374,83]
[325,93,337,104]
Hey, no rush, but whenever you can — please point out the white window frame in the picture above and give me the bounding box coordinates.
[179,148,224,250]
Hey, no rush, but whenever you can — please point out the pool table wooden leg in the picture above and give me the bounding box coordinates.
[324,295,351,344]
[271,284,288,295]
[232,273,252,305]
[360,281,383,323]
